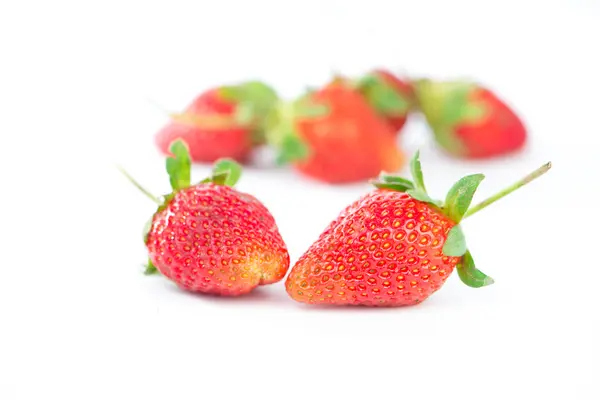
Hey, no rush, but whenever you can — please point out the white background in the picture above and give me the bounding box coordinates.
[1,0,599,399]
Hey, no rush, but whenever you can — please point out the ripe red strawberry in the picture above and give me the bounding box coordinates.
[286,152,551,306]
[121,139,290,296]
[266,78,405,184]
[413,79,527,158]
[155,81,278,163]
[355,69,415,133]
[155,113,251,163]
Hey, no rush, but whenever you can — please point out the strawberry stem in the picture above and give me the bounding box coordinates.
[463,162,552,219]
[117,166,162,205]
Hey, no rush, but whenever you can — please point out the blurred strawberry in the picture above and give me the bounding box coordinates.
[156,113,251,163]
[266,78,404,184]
[184,81,279,145]
[413,79,527,159]
[155,81,278,163]
[355,69,414,134]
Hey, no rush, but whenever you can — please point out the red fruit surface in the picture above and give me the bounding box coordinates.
[372,69,414,132]
[415,80,527,159]
[147,183,290,296]
[155,121,251,163]
[455,88,527,158]
[155,88,252,163]
[294,81,404,183]
[184,88,236,115]
[286,189,460,306]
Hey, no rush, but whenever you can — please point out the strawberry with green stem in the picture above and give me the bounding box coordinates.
[183,81,279,145]
[413,79,527,159]
[266,77,405,184]
[120,139,290,296]
[355,69,415,134]
[156,81,279,163]
[286,151,551,306]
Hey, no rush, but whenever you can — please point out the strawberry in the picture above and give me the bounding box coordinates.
[286,151,551,306]
[155,113,251,163]
[355,69,415,133]
[121,139,290,296]
[413,79,527,158]
[155,81,278,163]
[266,78,405,184]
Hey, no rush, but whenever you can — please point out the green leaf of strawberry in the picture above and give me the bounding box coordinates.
[456,250,494,288]
[119,145,251,276]
[444,173,485,223]
[144,259,159,275]
[221,81,279,126]
[279,135,310,164]
[406,188,435,204]
[371,173,415,192]
[379,174,414,187]
[440,83,475,125]
[412,79,490,157]
[357,74,410,116]
[263,100,312,165]
[294,102,330,119]
[143,217,153,244]
[233,102,255,125]
[410,150,426,193]
[166,139,191,191]
[442,225,467,257]
[210,158,242,186]
[218,81,280,145]
[199,158,243,186]
[367,149,551,291]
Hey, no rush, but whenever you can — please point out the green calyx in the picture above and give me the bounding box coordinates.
[165,140,192,190]
[118,139,243,274]
[219,81,280,144]
[371,150,552,288]
[411,79,487,156]
[355,73,411,117]
[264,92,330,165]
[165,140,242,189]
[144,258,158,275]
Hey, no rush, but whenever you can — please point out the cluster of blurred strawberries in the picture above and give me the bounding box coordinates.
[155,69,527,184]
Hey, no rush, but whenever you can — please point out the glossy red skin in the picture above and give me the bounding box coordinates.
[155,122,251,163]
[147,183,290,296]
[373,69,414,133]
[295,81,404,184]
[184,88,235,115]
[155,89,252,163]
[286,189,460,306]
[455,88,527,159]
